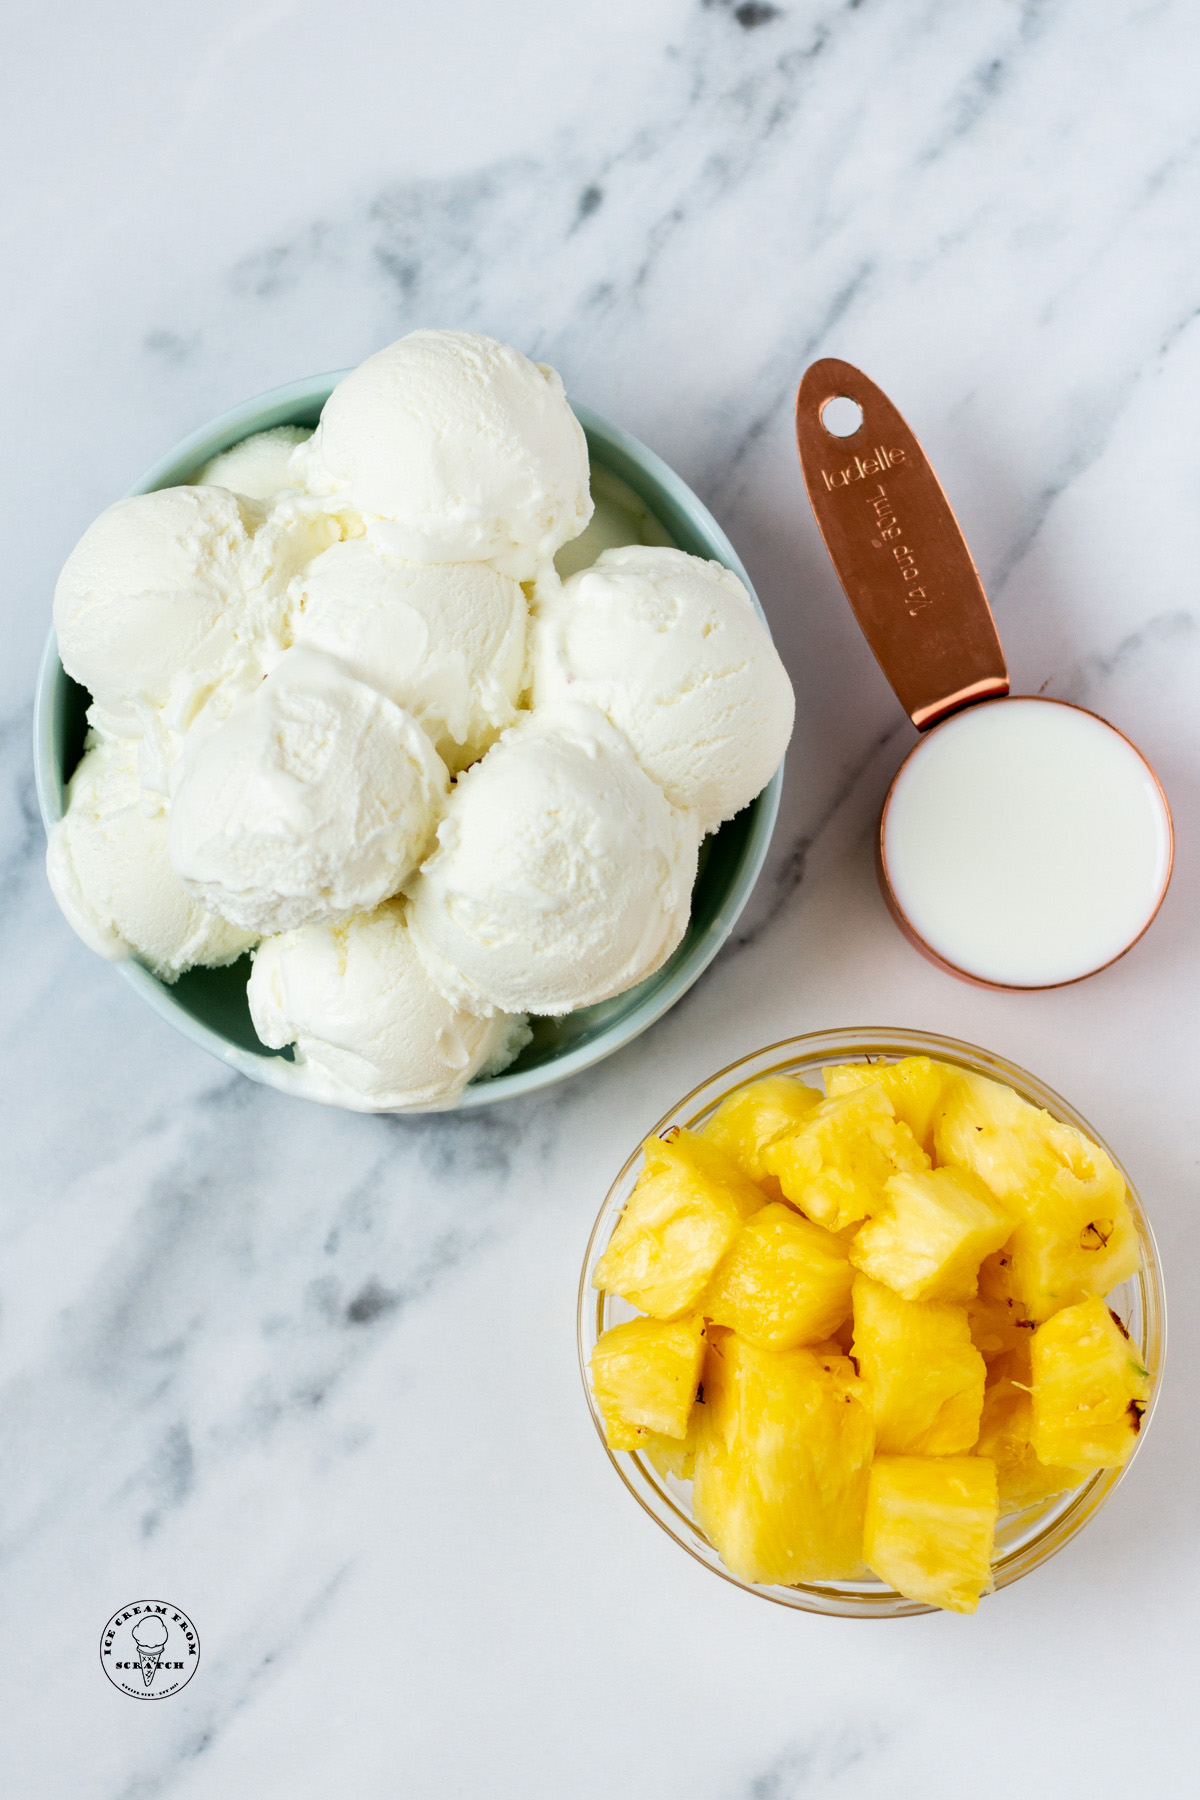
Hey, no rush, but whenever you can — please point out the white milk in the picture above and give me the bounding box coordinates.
[881,698,1172,986]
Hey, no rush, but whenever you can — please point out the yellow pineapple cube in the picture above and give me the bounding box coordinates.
[864,1455,999,1613]
[975,1350,1079,1511]
[692,1332,874,1586]
[762,1085,930,1233]
[934,1071,1138,1321]
[1031,1297,1150,1470]
[967,1292,1033,1362]
[594,1130,765,1317]
[702,1203,853,1350]
[852,1274,985,1454]
[642,1405,705,1481]
[824,1055,953,1155]
[850,1166,1012,1303]
[967,1250,1036,1360]
[589,1314,705,1450]
[701,1076,822,1185]
[935,1070,1077,1197]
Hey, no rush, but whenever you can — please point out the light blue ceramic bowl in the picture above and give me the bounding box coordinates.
[33,374,784,1108]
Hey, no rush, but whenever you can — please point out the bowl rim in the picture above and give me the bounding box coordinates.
[33,371,784,1108]
[577,1026,1167,1618]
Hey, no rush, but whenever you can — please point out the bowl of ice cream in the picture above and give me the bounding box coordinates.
[578,1029,1164,1617]
[35,334,789,1110]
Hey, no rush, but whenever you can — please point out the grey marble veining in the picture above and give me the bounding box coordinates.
[3,1,1200,1794]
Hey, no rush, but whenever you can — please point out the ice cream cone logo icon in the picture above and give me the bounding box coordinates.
[131,1615,169,1687]
[100,1600,199,1699]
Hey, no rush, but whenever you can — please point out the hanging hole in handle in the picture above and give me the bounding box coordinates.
[820,396,864,438]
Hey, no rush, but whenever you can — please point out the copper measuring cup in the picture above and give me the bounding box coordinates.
[795,359,1173,990]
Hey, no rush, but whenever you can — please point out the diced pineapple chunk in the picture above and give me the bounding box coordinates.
[1006,1188,1140,1327]
[701,1076,822,1185]
[642,1405,705,1482]
[594,1130,765,1317]
[934,1071,1138,1321]
[692,1333,874,1586]
[967,1293,1030,1362]
[824,1055,954,1155]
[852,1275,985,1454]
[589,1314,705,1449]
[966,1250,1036,1360]
[976,1349,1079,1511]
[933,1069,1038,1188]
[850,1166,1012,1303]
[864,1455,999,1613]
[1012,1197,1139,1326]
[703,1203,853,1350]
[762,1085,930,1232]
[1031,1298,1150,1470]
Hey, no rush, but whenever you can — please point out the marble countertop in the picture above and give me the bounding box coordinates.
[3,2,1198,1793]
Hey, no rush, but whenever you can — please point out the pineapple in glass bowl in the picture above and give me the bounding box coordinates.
[577,1029,1164,1619]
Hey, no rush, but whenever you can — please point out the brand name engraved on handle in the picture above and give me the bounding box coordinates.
[820,446,906,489]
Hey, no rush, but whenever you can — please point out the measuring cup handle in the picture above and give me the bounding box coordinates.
[796,358,1008,729]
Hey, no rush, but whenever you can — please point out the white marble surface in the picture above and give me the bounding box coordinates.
[3,1,1199,1792]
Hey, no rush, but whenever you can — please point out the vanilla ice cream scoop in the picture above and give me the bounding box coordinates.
[236,492,354,652]
[134,493,352,800]
[533,545,794,836]
[168,648,448,935]
[288,538,527,771]
[295,330,592,577]
[46,736,256,978]
[54,486,267,735]
[196,426,313,500]
[248,899,529,1111]
[407,705,699,1017]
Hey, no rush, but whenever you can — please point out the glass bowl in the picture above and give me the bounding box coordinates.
[33,376,782,1109]
[577,1027,1166,1619]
